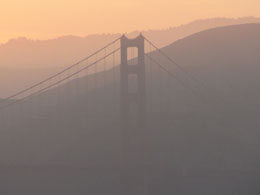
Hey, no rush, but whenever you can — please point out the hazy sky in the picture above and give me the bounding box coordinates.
[0,0,259,43]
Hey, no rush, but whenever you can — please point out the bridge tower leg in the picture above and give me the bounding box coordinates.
[120,34,147,195]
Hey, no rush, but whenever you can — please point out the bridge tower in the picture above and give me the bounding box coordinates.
[120,34,147,195]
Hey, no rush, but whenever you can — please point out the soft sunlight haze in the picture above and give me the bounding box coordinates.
[2,0,260,194]
[0,0,260,43]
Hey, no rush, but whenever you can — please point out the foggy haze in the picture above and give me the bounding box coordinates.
[1,23,260,194]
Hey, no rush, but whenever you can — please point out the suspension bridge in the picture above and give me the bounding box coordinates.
[0,34,216,194]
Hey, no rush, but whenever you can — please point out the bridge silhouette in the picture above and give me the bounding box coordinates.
[0,34,212,194]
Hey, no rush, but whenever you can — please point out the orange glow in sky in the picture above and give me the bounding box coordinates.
[0,0,260,43]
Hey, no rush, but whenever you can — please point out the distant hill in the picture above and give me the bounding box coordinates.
[161,23,260,110]
[1,17,260,69]
[1,23,260,194]
[1,17,260,97]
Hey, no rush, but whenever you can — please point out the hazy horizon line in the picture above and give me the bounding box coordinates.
[1,16,258,45]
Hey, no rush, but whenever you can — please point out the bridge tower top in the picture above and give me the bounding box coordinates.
[120,33,146,132]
